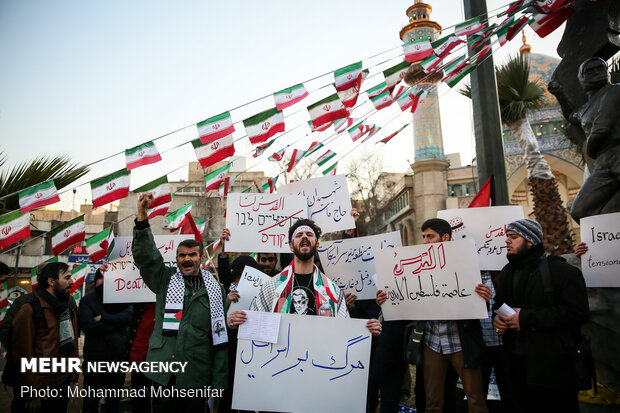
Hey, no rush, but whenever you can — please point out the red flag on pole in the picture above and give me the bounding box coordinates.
[468,176,493,208]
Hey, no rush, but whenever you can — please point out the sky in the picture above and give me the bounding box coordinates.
[0,0,565,211]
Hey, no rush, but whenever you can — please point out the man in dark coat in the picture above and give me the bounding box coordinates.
[493,219,589,413]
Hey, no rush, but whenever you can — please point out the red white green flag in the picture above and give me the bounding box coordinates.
[383,61,410,93]
[410,89,428,114]
[403,37,434,63]
[205,163,231,192]
[363,126,380,142]
[18,181,60,214]
[334,117,354,134]
[421,55,442,74]
[274,84,309,110]
[167,202,193,230]
[537,0,574,13]
[530,7,574,38]
[444,63,477,88]
[243,108,285,145]
[371,91,393,111]
[134,175,171,209]
[219,174,237,199]
[51,215,85,256]
[195,217,206,234]
[85,227,114,263]
[30,256,58,291]
[269,146,288,162]
[69,263,88,295]
[443,55,467,79]
[432,35,463,59]
[286,149,306,173]
[91,168,131,208]
[501,0,528,16]
[305,141,324,157]
[125,141,162,171]
[0,210,30,250]
[396,87,419,111]
[469,24,496,50]
[455,16,486,36]
[348,119,368,142]
[367,82,388,100]
[507,16,530,43]
[322,162,338,176]
[377,123,409,144]
[316,149,337,167]
[192,135,235,169]
[253,139,276,158]
[0,284,9,310]
[179,214,204,244]
[467,44,491,65]
[197,112,235,144]
[308,94,349,129]
[308,120,333,133]
[261,177,278,193]
[336,69,368,108]
[334,61,363,92]
[148,193,173,219]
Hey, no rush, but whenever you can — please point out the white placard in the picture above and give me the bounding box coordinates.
[317,231,402,300]
[237,311,281,343]
[229,266,271,312]
[437,206,525,270]
[375,238,488,321]
[579,212,620,287]
[278,174,355,234]
[103,235,186,303]
[232,313,371,413]
[225,193,308,253]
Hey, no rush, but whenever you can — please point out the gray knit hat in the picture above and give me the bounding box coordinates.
[506,219,543,245]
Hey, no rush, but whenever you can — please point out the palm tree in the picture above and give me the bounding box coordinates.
[462,56,574,255]
[0,153,89,214]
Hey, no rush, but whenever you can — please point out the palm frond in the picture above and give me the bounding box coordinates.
[496,55,544,124]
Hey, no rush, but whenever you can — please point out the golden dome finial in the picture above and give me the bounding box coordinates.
[520,29,531,56]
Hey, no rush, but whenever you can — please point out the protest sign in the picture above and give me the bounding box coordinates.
[437,206,524,270]
[225,193,308,253]
[232,313,371,413]
[317,231,402,300]
[375,238,487,320]
[229,266,271,312]
[103,235,185,303]
[579,212,620,287]
[278,174,355,234]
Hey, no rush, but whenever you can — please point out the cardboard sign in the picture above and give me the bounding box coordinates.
[437,206,525,270]
[225,193,308,253]
[229,266,271,312]
[278,175,355,234]
[232,313,371,413]
[375,238,487,320]
[317,231,402,300]
[579,212,620,287]
[103,235,186,303]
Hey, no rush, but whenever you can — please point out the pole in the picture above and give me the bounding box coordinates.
[463,0,510,205]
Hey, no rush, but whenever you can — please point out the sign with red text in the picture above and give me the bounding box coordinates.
[375,238,487,320]
[103,235,186,303]
[579,212,620,287]
[278,175,355,234]
[317,231,402,300]
[437,206,524,270]
[225,193,308,253]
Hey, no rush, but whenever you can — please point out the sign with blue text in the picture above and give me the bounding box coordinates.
[579,211,620,287]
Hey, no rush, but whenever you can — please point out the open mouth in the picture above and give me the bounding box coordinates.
[182,262,194,270]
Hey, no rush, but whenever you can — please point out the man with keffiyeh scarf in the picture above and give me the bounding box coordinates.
[132,193,228,413]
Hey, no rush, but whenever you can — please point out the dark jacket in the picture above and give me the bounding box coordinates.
[79,287,133,361]
[493,247,589,388]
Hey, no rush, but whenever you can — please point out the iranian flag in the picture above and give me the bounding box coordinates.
[316,149,337,167]
[274,84,309,110]
[308,120,333,133]
[261,177,278,193]
[192,135,235,169]
[0,286,8,310]
[31,274,38,291]
[348,119,368,142]
[468,44,491,65]
[443,55,467,79]
[537,0,575,13]
[134,176,171,209]
[30,256,58,291]
[396,87,419,111]
[125,141,162,170]
[322,162,338,176]
[336,69,368,108]
[361,126,380,143]
[507,16,531,43]
[371,91,393,110]
[18,181,60,214]
[495,25,510,47]
[269,146,288,162]
[0,210,30,250]
[253,139,276,158]
[432,35,463,59]
[286,149,306,173]
[180,214,204,244]
[51,215,85,256]
[167,202,193,231]
[455,16,486,36]
[469,24,496,50]
[91,168,131,208]
[219,175,237,199]
[421,55,442,74]
[69,263,88,295]
[197,112,235,144]
[530,7,574,38]
[334,117,354,134]
[205,163,231,191]
[148,194,173,219]
[308,94,349,129]
[383,61,410,94]
[444,63,477,88]
[85,227,114,263]
[378,123,409,144]
[501,0,528,16]
[305,141,324,157]
[367,82,388,100]
[410,89,428,114]
[403,37,434,63]
[334,61,363,92]
[195,217,206,234]
[243,108,285,145]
